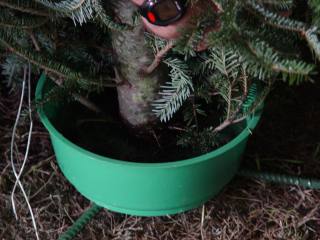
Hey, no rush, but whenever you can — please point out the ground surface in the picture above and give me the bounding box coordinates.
[1,78,320,240]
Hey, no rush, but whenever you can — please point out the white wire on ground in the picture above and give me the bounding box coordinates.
[10,64,40,240]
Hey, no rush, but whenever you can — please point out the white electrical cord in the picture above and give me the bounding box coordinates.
[10,63,40,240]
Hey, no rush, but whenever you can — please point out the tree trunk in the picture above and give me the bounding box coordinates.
[111,0,167,127]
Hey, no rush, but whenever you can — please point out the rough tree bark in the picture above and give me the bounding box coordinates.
[112,0,167,127]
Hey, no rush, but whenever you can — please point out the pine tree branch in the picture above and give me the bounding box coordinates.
[0,6,50,30]
[0,38,67,78]
[244,0,307,33]
[1,37,119,87]
[26,31,105,114]
[244,0,320,63]
[0,1,50,17]
[152,58,194,122]
[33,0,97,24]
[244,38,314,78]
[34,0,86,12]
[305,27,320,62]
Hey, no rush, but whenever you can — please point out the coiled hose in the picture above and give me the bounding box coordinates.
[58,203,102,240]
[238,168,320,189]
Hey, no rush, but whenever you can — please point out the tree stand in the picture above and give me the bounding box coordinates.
[57,170,320,240]
[36,71,320,239]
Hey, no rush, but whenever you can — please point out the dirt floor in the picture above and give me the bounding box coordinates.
[1,77,320,240]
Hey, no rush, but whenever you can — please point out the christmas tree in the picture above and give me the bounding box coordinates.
[0,0,319,154]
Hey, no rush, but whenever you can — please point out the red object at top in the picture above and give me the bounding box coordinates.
[147,11,156,23]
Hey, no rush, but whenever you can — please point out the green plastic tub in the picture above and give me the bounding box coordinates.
[36,74,263,216]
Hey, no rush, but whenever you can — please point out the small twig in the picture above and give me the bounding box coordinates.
[46,74,104,114]
[63,207,75,224]
[226,84,232,120]
[0,218,14,239]
[30,172,56,200]
[90,44,114,54]
[25,155,54,176]
[7,63,16,87]
[151,129,161,148]
[241,70,248,97]
[201,205,205,240]
[72,93,103,114]
[28,30,41,52]
[75,118,115,128]
[212,1,224,13]
[297,205,320,228]
[213,116,246,133]
[191,97,199,132]
[141,41,174,75]
[0,163,10,180]
[88,78,123,88]
[168,126,188,132]
[190,92,220,98]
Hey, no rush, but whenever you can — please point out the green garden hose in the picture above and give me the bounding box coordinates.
[58,203,102,240]
[238,168,320,189]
